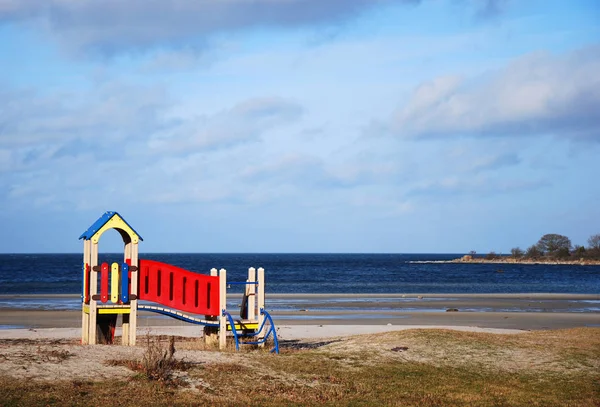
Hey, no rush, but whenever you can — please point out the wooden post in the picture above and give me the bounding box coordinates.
[246,267,256,321]
[122,242,132,346]
[124,242,132,263]
[129,242,139,346]
[81,240,91,344]
[122,315,130,346]
[257,267,265,347]
[204,268,219,347]
[219,268,227,350]
[89,242,99,345]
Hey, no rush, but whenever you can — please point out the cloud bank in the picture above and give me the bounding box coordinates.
[0,0,508,54]
[0,0,402,54]
[391,45,600,141]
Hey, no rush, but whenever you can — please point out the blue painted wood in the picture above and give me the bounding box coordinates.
[121,263,130,303]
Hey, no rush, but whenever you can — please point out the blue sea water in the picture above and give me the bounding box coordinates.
[1,253,599,296]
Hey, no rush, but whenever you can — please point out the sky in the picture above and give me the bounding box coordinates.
[0,0,599,254]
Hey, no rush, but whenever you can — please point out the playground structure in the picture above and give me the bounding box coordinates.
[80,211,278,353]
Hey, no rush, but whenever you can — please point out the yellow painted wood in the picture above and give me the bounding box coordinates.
[227,323,259,331]
[111,262,119,304]
[90,213,139,244]
[98,308,131,315]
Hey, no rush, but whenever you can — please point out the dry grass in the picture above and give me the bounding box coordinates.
[1,328,599,406]
[106,335,194,386]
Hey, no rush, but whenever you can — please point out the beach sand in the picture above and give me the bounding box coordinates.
[1,293,598,339]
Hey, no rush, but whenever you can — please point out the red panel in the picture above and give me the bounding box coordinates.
[161,267,171,305]
[84,264,90,303]
[172,272,184,307]
[137,260,220,316]
[100,263,109,303]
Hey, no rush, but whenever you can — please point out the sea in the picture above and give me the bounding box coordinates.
[1,253,599,306]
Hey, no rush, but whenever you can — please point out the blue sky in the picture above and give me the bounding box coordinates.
[0,0,599,253]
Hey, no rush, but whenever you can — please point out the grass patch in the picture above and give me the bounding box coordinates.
[2,358,597,406]
[1,328,599,406]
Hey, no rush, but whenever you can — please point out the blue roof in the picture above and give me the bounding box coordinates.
[79,211,143,241]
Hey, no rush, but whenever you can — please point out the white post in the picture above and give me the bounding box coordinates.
[129,242,139,346]
[257,267,265,347]
[219,268,227,350]
[89,242,99,345]
[81,240,91,344]
[204,268,219,346]
[246,267,256,321]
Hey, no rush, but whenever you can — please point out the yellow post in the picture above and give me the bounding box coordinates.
[111,263,119,304]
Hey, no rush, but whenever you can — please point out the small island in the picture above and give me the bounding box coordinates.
[453,233,600,265]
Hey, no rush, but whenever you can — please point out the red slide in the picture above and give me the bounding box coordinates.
[137,260,220,317]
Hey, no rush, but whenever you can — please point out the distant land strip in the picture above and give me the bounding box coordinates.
[409,256,600,266]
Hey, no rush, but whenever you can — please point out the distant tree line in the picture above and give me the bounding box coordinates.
[475,233,600,261]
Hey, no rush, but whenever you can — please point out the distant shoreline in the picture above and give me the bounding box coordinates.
[409,257,600,266]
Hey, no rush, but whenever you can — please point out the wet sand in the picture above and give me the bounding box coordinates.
[1,293,598,334]
[1,309,598,332]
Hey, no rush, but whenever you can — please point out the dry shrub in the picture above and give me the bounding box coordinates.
[140,335,176,382]
[107,335,191,386]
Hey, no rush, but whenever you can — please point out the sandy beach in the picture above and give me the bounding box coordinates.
[1,293,598,339]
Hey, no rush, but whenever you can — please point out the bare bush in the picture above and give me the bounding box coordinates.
[107,336,190,386]
[140,335,177,382]
[510,247,523,258]
[485,251,499,260]
[525,245,542,259]
[588,234,600,251]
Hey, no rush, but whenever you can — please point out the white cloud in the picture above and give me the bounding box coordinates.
[390,45,600,141]
[0,80,305,211]
[408,176,549,197]
[148,97,304,153]
[465,152,520,172]
[0,83,169,149]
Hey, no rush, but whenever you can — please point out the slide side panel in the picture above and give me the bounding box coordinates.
[138,259,220,316]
